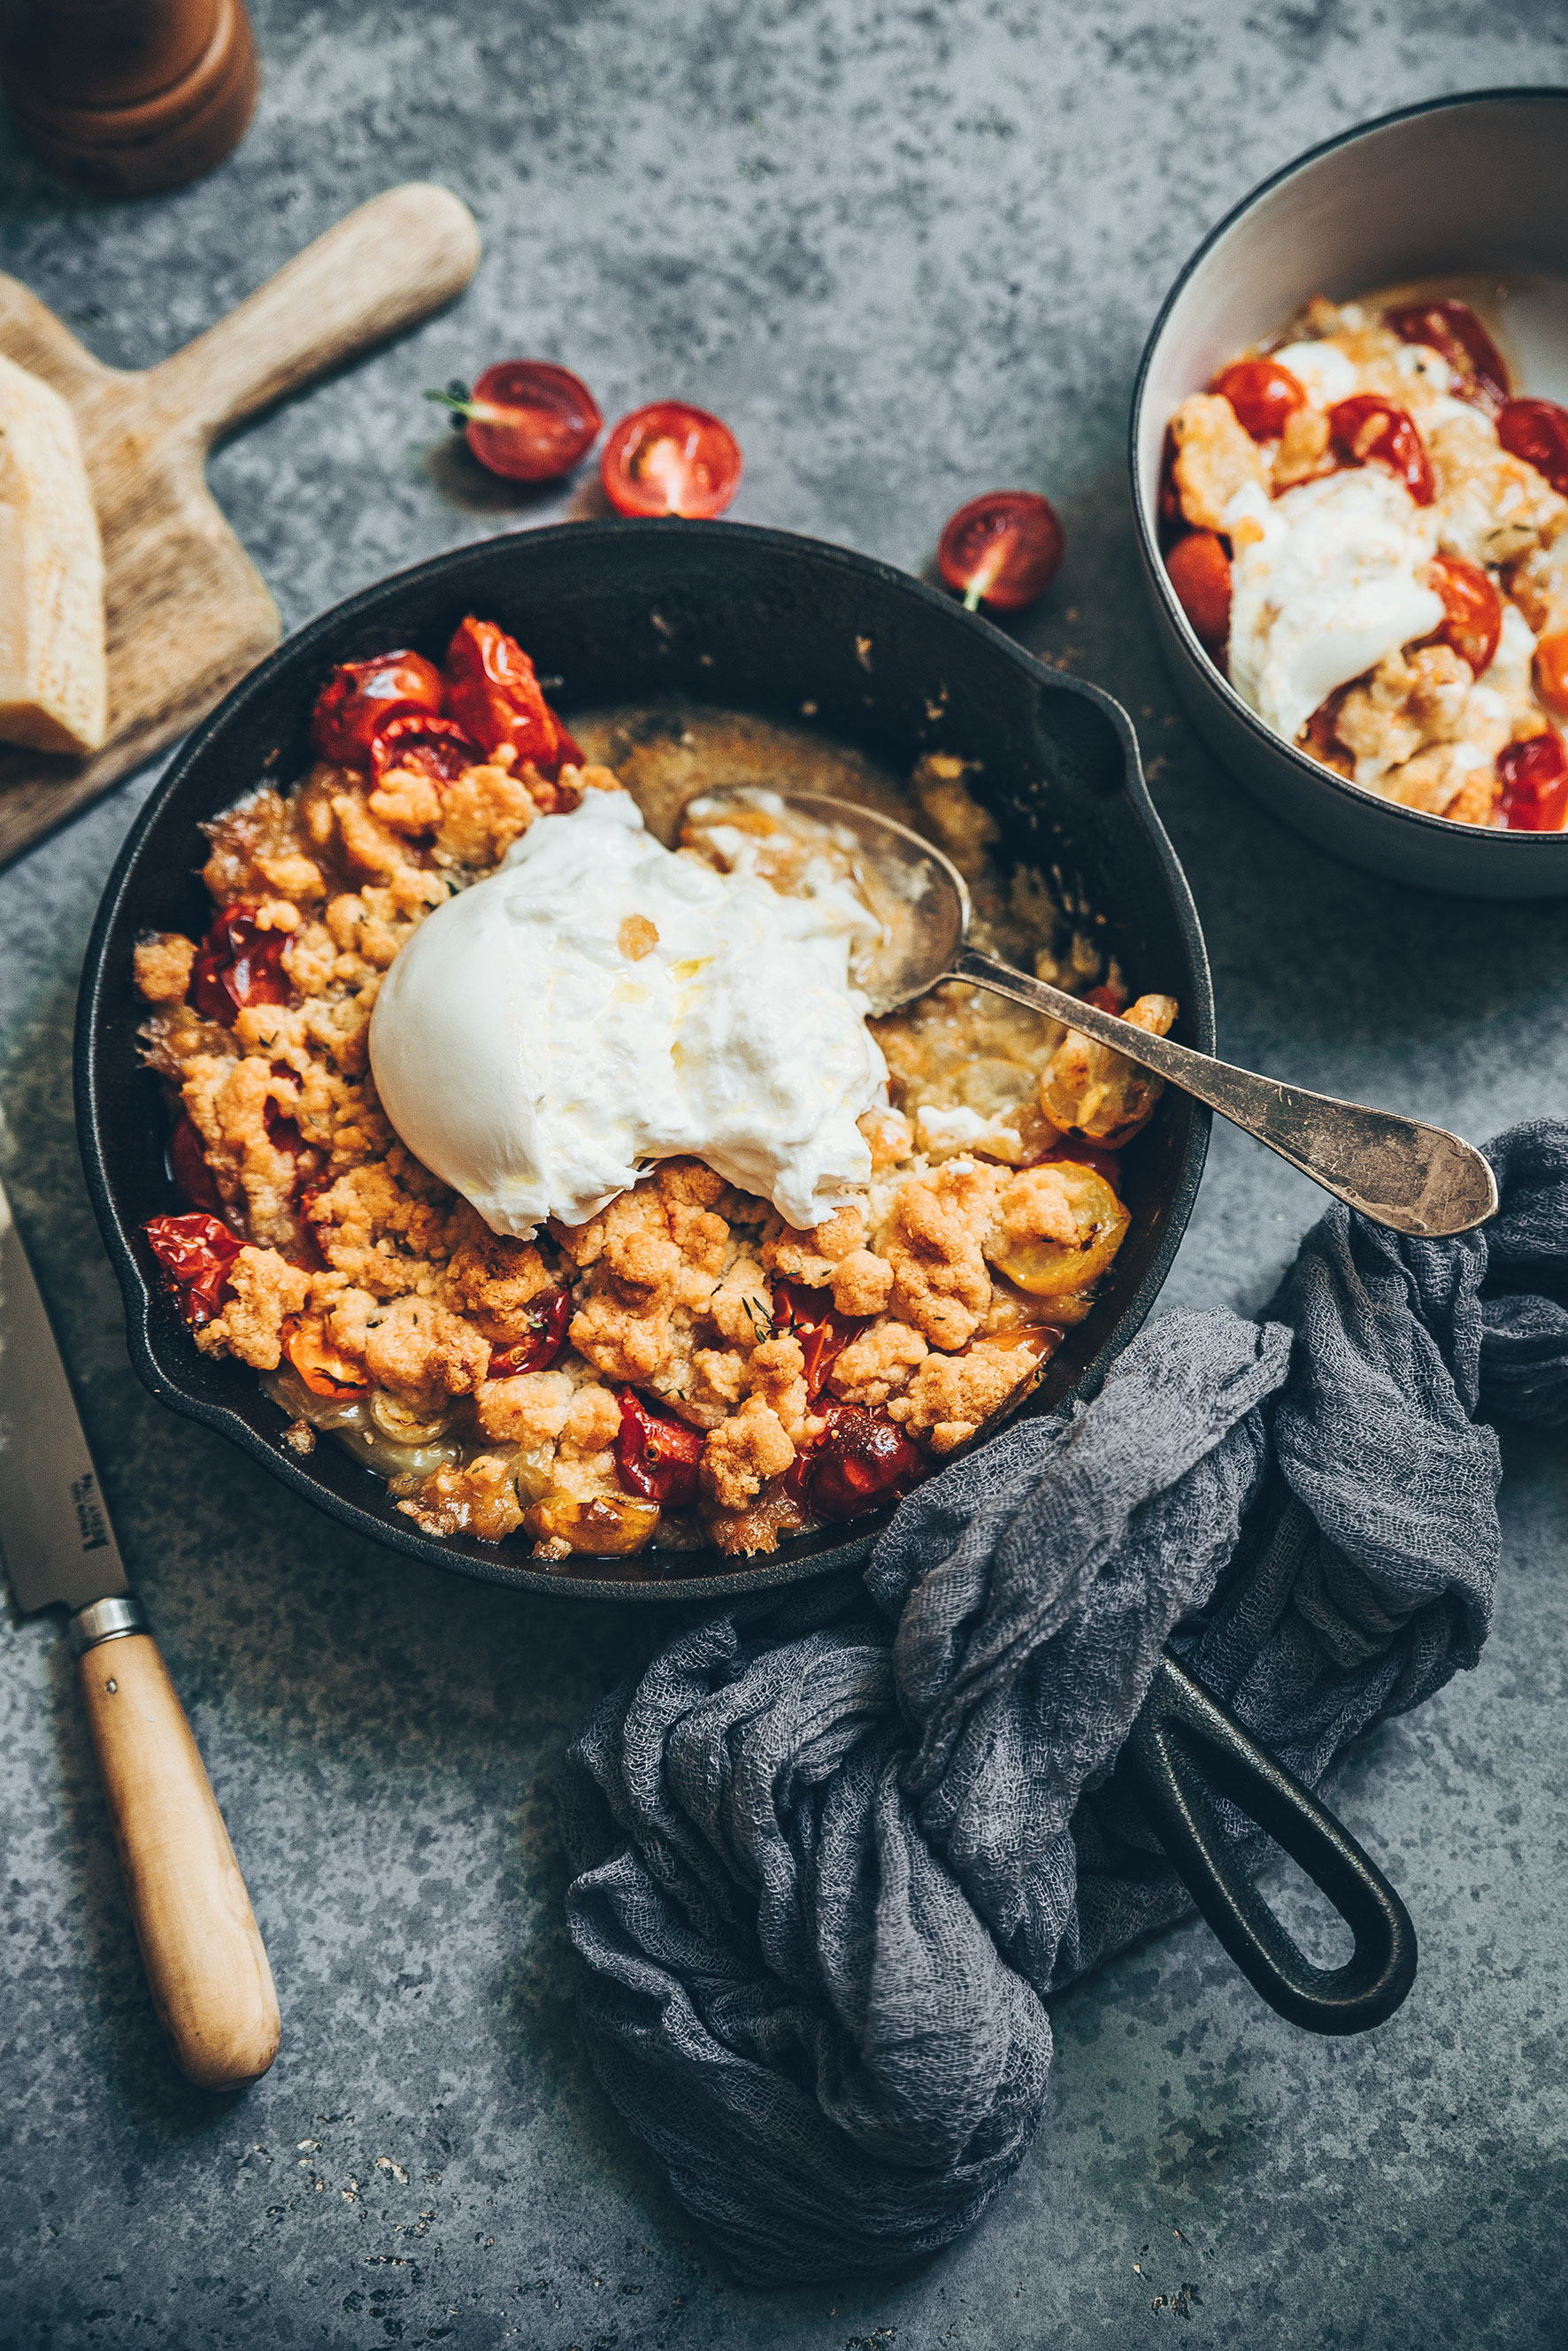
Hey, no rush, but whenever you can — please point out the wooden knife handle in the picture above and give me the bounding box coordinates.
[77,1629,280,2089]
[147,181,481,443]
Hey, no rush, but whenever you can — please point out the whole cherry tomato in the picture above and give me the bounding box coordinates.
[1210,357,1307,442]
[613,1389,704,1510]
[1496,731,1568,832]
[442,616,582,777]
[167,1114,223,1213]
[1497,397,1568,499]
[1164,530,1232,648]
[1426,552,1502,674]
[937,491,1065,613]
[1386,300,1510,416]
[1328,396,1434,504]
[143,1211,243,1329]
[600,402,743,519]
[786,1402,924,1523]
[190,905,290,1027]
[310,652,443,770]
[770,1280,869,1402]
[369,712,484,785]
[425,361,603,482]
[488,1285,573,1378]
[1533,630,1568,718]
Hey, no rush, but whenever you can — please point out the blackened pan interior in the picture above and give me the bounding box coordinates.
[76,520,1213,1603]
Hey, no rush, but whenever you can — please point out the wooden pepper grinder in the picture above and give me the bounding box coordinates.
[0,0,260,196]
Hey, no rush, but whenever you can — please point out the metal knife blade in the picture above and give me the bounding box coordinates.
[0,1172,129,1614]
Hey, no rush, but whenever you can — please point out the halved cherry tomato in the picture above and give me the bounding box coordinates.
[613,1388,704,1509]
[487,1285,573,1378]
[785,1402,924,1523]
[425,361,603,482]
[1210,357,1306,442]
[310,652,444,771]
[143,1211,243,1329]
[1164,531,1232,649]
[985,1164,1130,1298]
[937,491,1065,613]
[1496,731,1568,832]
[1426,552,1502,675]
[442,616,582,778]
[282,1313,368,1399]
[1386,300,1510,417]
[769,1280,870,1402]
[369,712,483,785]
[1497,397,1568,499]
[1533,630,1568,718]
[600,402,743,519]
[190,905,290,1027]
[1328,396,1433,505]
[167,1114,223,1213]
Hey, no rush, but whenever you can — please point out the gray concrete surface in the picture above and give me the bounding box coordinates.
[3,4,1566,2345]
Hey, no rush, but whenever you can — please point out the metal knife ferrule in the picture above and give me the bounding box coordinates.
[69,1594,150,1656]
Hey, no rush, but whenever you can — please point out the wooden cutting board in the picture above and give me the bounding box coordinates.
[0,181,481,869]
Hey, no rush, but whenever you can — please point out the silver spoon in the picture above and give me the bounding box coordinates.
[696,788,1497,1239]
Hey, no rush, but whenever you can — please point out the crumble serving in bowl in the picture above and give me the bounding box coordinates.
[130,615,1176,1567]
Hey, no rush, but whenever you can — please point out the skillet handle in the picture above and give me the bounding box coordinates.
[1124,1652,1417,2035]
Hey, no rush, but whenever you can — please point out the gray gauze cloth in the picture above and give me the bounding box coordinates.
[557,1121,1568,2284]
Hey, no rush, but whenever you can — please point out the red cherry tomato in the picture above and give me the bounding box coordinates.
[1426,552,1502,675]
[1386,300,1510,417]
[1164,530,1232,649]
[442,617,582,778]
[769,1280,870,1403]
[310,652,443,771]
[488,1285,573,1378]
[1209,357,1306,442]
[1497,397,1568,499]
[613,1389,704,1510]
[1496,731,1568,832]
[600,402,743,519]
[166,1114,223,1213]
[937,491,1065,612]
[190,905,290,1028]
[369,712,484,785]
[426,361,603,482]
[1328,396,1434,505]
[785,1402,925,1523]
[143,1211,244,1329]
[1533,630,1568,718]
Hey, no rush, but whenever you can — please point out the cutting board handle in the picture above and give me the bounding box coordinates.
[148,181,481,445]
[79,1629,281,2089]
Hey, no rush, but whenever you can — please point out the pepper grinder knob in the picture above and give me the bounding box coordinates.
[0,0,260,196]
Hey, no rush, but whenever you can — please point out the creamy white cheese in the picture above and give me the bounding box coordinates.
[368,788,889,1236]
[1228,470,1445,746]
[1272,339,1358,410]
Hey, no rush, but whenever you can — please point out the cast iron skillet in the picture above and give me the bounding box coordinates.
[74,519,1414,2032]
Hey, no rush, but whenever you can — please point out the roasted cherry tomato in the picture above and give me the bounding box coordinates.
[190,905,290,1027]
[614,1388,704,1510]
[282,1313,367,1400]
[786,1402,924,1523]
[1164,530,1232,649]
[1496,730,1568,832]
[769,1280,870,1402]
[167,1114,223,1213]
[426,360,603,482]
[442,616,582,778]
[937,491,1065,613]
[1328,396,1434,505]
[1497,397,1568,499]
[143,1211,243,1329]
[1533,630,1568,718]
[600,401,743,519]
[1426,552,1503,675]
[488,1285,573,1379]
[309,651,443,770]
[986,1164,1130,1298]
[1386,300,1510,417]
[369,712,484,785]
[1210,357,1307,442]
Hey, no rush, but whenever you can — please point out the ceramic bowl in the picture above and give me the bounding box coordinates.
[1131,88,1568,899]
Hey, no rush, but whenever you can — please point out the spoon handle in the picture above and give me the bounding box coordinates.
[950,948,1497,1238]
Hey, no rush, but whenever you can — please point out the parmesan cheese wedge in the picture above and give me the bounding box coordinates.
[0,350,107,755]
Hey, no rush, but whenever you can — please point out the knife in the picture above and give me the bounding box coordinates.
[0,1173,280,2089]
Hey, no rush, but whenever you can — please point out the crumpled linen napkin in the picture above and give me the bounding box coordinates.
[557,1121,1568,2285]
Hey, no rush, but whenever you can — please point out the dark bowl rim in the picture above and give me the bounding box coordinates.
[1128,83,1568,859]
[74,516,1213,1604]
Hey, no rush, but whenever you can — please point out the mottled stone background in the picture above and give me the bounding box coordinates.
[3,4,1566,2347]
